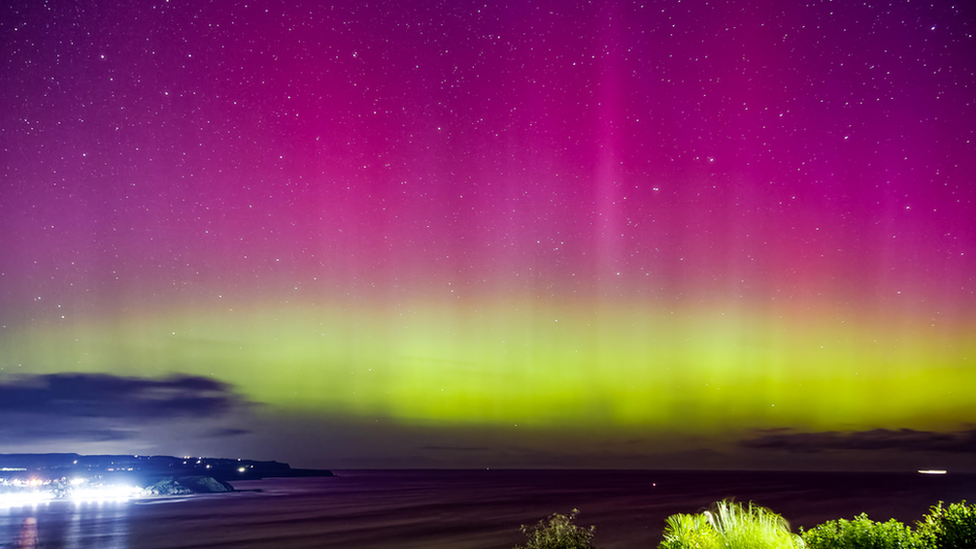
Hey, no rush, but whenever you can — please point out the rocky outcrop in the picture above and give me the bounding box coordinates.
[178,476,234,493]
[142,476,234,496]
[142,479,193,496]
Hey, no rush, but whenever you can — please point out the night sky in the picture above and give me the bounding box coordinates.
[1,0,975,470]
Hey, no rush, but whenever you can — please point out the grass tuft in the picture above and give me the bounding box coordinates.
[660,499,804,549]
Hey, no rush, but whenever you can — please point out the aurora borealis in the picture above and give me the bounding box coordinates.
[1,0,975,469]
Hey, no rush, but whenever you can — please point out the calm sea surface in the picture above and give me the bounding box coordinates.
[2,470,974,548]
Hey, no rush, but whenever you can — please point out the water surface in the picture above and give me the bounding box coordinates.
[2,470,973,548]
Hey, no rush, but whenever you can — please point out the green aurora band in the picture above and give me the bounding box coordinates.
[5,295,974,436]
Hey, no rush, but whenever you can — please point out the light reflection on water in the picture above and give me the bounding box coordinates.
[2,499,129,549]
[15,517,37,548]
[0,470,973,549]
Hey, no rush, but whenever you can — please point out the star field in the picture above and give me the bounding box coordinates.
[1,0,975,467]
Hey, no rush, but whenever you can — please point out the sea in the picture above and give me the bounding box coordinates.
[2,469,974,549]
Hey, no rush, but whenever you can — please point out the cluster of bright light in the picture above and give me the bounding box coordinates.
[4,478,45,488]
[68,484,142,503]
[0,491,55,509]
[0,481,143,508]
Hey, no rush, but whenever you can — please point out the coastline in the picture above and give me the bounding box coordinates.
[3,470,973,548]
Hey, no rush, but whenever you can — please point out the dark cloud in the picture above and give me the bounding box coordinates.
[741,428,976,454]
[209,427,251,437]
[0,373,255,452]
[0,373,241,419]
[419,445,491,452]
[1,423,135,443]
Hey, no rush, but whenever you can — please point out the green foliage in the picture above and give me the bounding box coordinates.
[512,499,976,549]
[707,499,806,549]
[659,499,805,549]
[514,509,598,549]
[916,501,976,549]
[800,513,920,549]
[659,513,719,549]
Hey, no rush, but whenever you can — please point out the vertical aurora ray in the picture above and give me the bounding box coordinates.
[1,0,975,465]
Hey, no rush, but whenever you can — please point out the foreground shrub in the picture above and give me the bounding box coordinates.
[514,509,598,549]
[660,512,719,549]
[916,501,976,549]
[660,499,804,549]
[801,513,919,549]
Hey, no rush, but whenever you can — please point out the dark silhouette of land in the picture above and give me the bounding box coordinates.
[0,453,333,485]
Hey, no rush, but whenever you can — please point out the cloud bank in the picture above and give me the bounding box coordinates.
[0,373,252,449]
[741,428,976,454]
[0,373,241,418]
